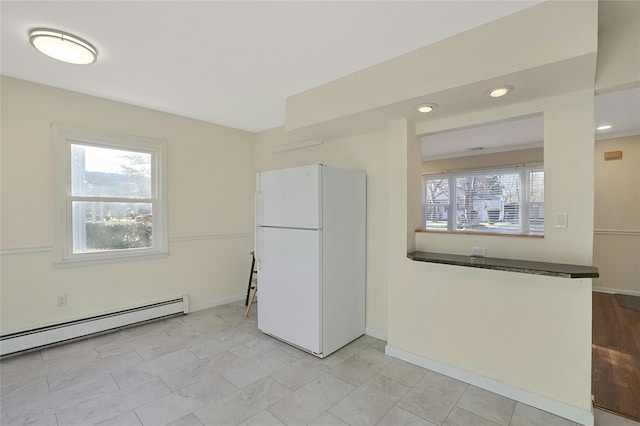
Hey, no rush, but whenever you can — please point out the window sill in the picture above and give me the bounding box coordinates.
[416,229,544,239]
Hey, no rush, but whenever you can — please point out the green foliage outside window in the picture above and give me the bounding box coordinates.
[86,221,152,250]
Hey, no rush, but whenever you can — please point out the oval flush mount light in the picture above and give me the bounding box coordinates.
[29,28,97,65]
[597,125,612,130]
[488,86,513,98]
[415,103,438,113]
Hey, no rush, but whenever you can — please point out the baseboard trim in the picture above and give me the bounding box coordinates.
[190,295,245,312]
[364,327,387,341]
[385,346,594,426]
[593,287,640,297]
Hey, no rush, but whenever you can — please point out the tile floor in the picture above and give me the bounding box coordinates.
[1,302,638,426]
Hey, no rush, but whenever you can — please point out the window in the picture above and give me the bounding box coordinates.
[54,124,167,264]
[423,163,544,236]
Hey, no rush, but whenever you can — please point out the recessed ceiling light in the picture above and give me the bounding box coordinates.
[416,103,438,113]
[29,28,97,65]
[597,125,612,130]
[489,86,512,98]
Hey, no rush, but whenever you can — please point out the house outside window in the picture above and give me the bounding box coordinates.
[423,163,544,236]
[54,124,167,265]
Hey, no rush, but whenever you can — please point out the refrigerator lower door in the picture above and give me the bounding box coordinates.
[257,227,321,354]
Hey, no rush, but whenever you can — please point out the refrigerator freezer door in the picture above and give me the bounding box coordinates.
[257,227,321,354]
[257,165,321,229]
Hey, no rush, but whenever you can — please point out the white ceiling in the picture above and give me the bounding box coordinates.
[1,1,543,132]
[594,87,640,140]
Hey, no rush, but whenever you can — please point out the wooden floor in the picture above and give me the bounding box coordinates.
[592,291,640,422]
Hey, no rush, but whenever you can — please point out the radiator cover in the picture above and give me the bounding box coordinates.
[0,296,189,357]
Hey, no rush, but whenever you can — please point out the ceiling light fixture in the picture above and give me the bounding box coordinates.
[29,28,97,65]
[597,125,612,130]
[416,103,438,113]
[489,86,512,98]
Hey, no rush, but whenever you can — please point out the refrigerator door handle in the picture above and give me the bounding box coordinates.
[256,191,264,227]
[255,227,263,270]
[255,191,264,270]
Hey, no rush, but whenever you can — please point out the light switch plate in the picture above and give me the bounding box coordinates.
[555,212,568,228]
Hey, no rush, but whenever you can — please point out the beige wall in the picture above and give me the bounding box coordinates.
[254,127,389,336]
[388,91,594,417]
[593,135,640,294]
[422,147,544,174]
[0,77,256,333]
[596,18,640,93]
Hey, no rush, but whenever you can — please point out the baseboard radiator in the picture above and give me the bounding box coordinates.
[0,296,189,357]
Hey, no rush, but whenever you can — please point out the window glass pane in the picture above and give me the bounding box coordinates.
[528,170,544,202]
[456,176,478,231]
[455,173,521,233]
[424,178,449,230]
[71,144,151,197]
[423,166,543,236]
[72,202,152,253]
[527,170,545,235]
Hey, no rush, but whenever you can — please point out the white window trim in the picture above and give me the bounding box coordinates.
[53,123,168,266]
[422,163,544,236]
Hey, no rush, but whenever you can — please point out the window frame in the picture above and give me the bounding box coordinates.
[53,124,168,266]
[422,163,544,237]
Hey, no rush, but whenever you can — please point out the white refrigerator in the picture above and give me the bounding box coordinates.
[255,164,366,358]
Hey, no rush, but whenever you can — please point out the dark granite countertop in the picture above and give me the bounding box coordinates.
[407,251,599,278]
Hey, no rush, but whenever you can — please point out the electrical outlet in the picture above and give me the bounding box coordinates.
[470,247,486,257]
[57,294,67,308]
